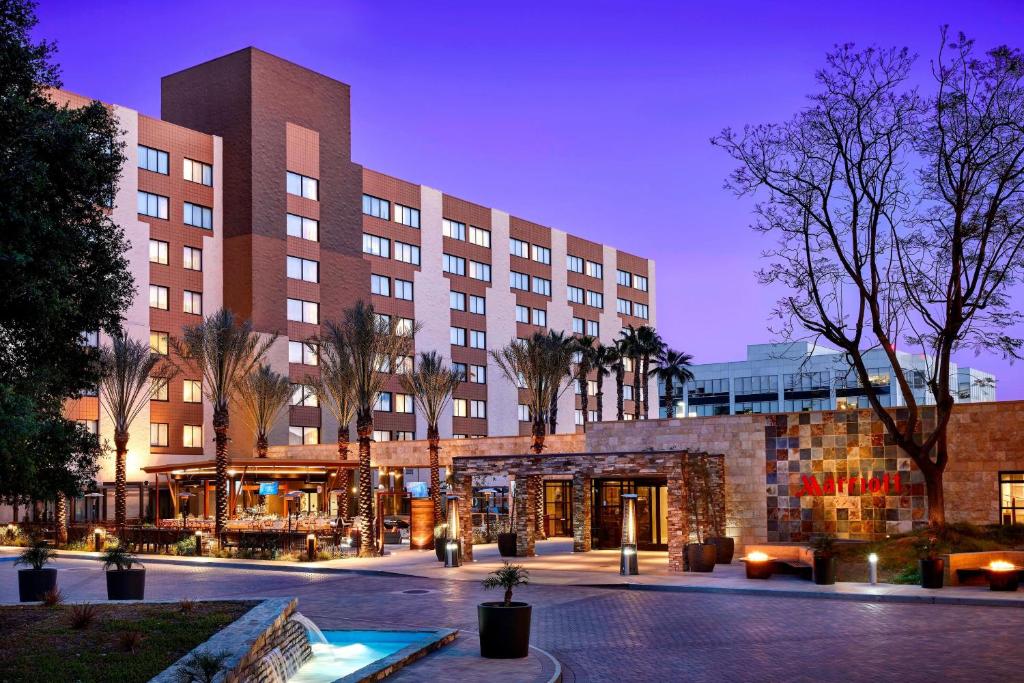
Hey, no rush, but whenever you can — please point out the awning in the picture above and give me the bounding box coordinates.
[142,458,358,475]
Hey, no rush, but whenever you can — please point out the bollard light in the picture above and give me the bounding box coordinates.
[194,530,203,556]
[868,553,878,585]
[620,494,639,576]
[307,533,317,561]
[444,495,461,568]
[93,527,104,552]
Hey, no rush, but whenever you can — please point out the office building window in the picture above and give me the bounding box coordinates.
[138,145,169,174]
[516,305,530,323]
[373,430,391,442]
[394,431,415,441]
[586,290,604,308]
[518,404,531,422]
[286,171,318,200]
[150,331,168,355]
[586,261,603,279]
[442,218,466,240]
[394,279,413,301]
[395,393,414,414]
[450,327,466,346]
[470,400,486,418]
[532,277,551,296]
[634,303,649,319]
[452,362,468,381]
[568,255,584,273]
[634,275,649,291]
[469,330,486,349]
[510,271,529,290]
[531,245,551,265]
[574,409,584,426]
[137,191,168,219]
[289,426,319,445]
[152,377,168,401]
[287,298,319,324]
[450,291,466,311]
[183,246,202,271]
[183,158,213,186]
[289,341,318,365]
[371,274,391,296]
[469,365,486,384]
[395,355,413,374]
[586,320,599,336]
[182,425,203,448]
[183,202,213,229]
[617,298,632,315]
[287,213,319,241]
[287,256,319,283]
[616,269,632,286]
[150,423,168,447]
[375,392,392,412]
[183,380,202,403]
[567,286,584,304]
[623,385,634,401]
[453,399,468,417]
[81,330,99,348]
[149,285,168,310]
[362,194,390,219]
[735,401,778,415]
[469,225,491,248]
[78,419,99,435]
[443,254,465,275]
[572,317,584,334]
[532,308,547,326]
[395,204,420,228]
[291,384,319,407]
[149,239,169,265]
[469,295,485,314]
[394,241,420,264]
[469,260,491,282]
[510,238,529,258]
[183,290,202,315]
[363,234,390,258]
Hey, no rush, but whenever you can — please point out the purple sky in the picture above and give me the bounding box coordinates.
[35,0,1024,398]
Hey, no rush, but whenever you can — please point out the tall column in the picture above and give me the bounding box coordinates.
[571,472,591,552]
[667,464,687,572]
[513,475,536,557]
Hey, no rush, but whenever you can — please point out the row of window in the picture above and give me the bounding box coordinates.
[567,256,604,279]
[450,327,486,349]
[149,241,203,271]
[510,271,553,296]
[615,298,649,320]
[453,363,486,384]
[571,317,600,337]
[137,192,213,229]
[616,269,649,292]
[150,423,203,448]
[516,305,547,327]
[287,427,420,445]
[442,254,491,281]
[138,145,213,186]
[362,194,420,228]
[151,378,202,403]
[449,291,486,314]
[362,234,422,265]
[442,219,491,248]
[149,285,202,314]
[510,239,551,264]
[370,274,414,300]
[567,286,604,308]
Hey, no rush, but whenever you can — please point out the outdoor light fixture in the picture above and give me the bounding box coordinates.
[444,495,461,568]
[306,533,317,561]
[194,530,203,556]
[620,493,638,576]
[744,551,774,580]
[868,553,878,585]
[93,527,104,552]
[986,560,1020,592]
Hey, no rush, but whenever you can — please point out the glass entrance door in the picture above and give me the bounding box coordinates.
[592,479,668,550]
[544,481,572,537]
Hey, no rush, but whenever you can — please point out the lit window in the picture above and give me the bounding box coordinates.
[149,285,169,310]
[453,398,468,417]
[442,219,466,240]
[394,241,420,264]
[574,410,583,426]
[183,158,213,186]
[183,202,213,229]
[469,295,486,314]
[518,404,531,422]
[138,145,169,174]
[183,290,202,315]
[469,225,491,248]
[183,246,202,271]
[150,331,168,355]
[287,171,318,200]
[183,379,202,403]
[373,430,391,442]
[634,275,649,292]
[291,384,319,407]
[152,377,168,401]
[150,423,168,447]
[395,204,420,228]
[287,256,319,283]
[287,213,319,241]
[363,234,391,258]
[289,426,319,445]
[149,239,169,265]
[289,341,318,365]
[394,393,414,414]
[137,191,168,219]
[362,194,390,220]
[396,317,414,336]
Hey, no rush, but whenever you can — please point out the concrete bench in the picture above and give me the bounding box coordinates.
[945,550,1024,586]
[742,544,815,580]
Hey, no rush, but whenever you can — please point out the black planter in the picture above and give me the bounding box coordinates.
[434,529,447,562]
[745,560,774,580]
[919,558,945,589]
[686,543,717,573]
[497,532,518,558]
[18,568,57,602]
[813,554,837,585]
[710,536,735,564]
[106,568,146,600]
[987,569,1020,592]
[478,602,532,659]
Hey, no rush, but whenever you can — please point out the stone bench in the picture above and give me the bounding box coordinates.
[945,550,1024,587]
[742,543,814,580]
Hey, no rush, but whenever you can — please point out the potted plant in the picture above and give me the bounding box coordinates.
[810,534,837,585]
[917,535,944,589]
[703,460,733,564]
[497,511,517,558]
[15,539,57,602]
[682,456,716,572]
[433,523,448,562]
[102,544,146,600]
[478,562,531,658]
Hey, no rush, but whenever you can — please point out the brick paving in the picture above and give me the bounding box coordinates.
[3,558,1023,682]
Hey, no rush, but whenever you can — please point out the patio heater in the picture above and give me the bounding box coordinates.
[178,491,194,530]
[620,493,639,576]
[84,491,103,523]
[300,483,318,515]
[444,495,461,568]
[285,491,303,534]
[480,488,497,540]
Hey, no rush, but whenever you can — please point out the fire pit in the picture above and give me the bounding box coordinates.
[744,551,774,580]
[985,560,1020,592]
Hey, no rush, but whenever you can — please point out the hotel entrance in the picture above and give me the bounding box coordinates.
[592,479,669,550]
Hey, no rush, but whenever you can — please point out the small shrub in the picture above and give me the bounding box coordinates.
[809,534,837,557]
[175,535,196,556]
[15,539,56,570]
[891,564,921,585]
[481,562,530,606]
[100,544,142,571]
[42,587,64,607]
[174,649,231,683]
[119,630,145,653]
[68,603,99,629]
[178,598,197,614]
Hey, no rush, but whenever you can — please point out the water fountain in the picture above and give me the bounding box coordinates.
[290,612,328,645]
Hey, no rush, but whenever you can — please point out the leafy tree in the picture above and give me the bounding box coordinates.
[0,0,131,504]
[651,348,695,418]
[234,364,290,459]
[713,31,1024,523]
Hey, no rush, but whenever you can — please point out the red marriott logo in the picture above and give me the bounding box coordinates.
[795,473,901,497]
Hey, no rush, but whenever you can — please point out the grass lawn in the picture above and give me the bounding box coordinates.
[0,600,255,682]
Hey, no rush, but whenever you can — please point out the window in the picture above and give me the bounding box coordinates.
[450,291,466,311]
[287,171,318,200]
[137,191,168,219]
[469,330,486,349]
[395,204,420,228]
[363,234,391,258]
[532,245,551,265]
[586,261,603,279]
[518,404,531,422]
[287,213,319,241]
[138,145,169,174]
[450,327,466,346]
[287,298,319,324]
[568,256,584,273]
[375,392,392,412]
[617,269,632,287]
[588,380,598,396]
[634,303,649,320]
[469,365,486,384]
[469,261,491,282]
[623,385,634,401]
[289,426,319,445]
[453,399,467,417]
[182,425,203,448]
[623,357,634,372]
[373,430,391,442]
[371,274,391,296]
[443,254,465,275]
[516,305,530,323]
[183,202,213,229]
[452,362,468,380]
[469,295,486,315]
[617,298,632,315]
[287,256,319,283]
[470,400,486,418]
[150,331,168,355]
[532,277,551,296]
[634,275,649,291]
[362,194,390,219]
[394,393,414,414]
[150,423,168,447]
[510,238,529,258]
[586,290,604,308]
[586,320,600,337]
[394,279,414,301]
[291,384,318,407]
[289,341,318,365]
[469,225,491,248]
[574,410,583,426]
[183,380,202,403]
[394,241,420,264]
[510,271,529,290]
[397,316,414,337]
[183,158,213,186]
[81,331,99,347]
[149,285,168,310]
[183,290,202,315]
[394,431,415,441]
[183,246,202,271]
[532,308,547,326]
[149,239,169,265]
[152,377,168,401]
[567,286,584,304]
[442,219,466,240]
[572,317,584,334]
[395,355,413,374]
[78,419,99,435]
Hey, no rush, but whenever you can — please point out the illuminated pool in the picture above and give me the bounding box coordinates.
[289,630,444,682]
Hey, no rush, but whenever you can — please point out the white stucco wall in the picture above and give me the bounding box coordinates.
[485,209,521,436]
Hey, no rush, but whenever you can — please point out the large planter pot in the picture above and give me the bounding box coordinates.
[710,536,735,564]
[813,554,837,585]
[434,528,447,562]
[685,543,717,573]
[497,532,518,558]
[106,568,146,600]
[477,602,532,659]
[919,558,945,589]
[18,568,57,602]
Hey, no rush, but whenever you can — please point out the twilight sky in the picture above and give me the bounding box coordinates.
[35,0,1024,398]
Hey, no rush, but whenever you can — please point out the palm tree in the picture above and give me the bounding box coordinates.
[611,342,627,420]
[172,309,275,536]
[591,342,617,422]
[544,330,574,433]
[617,326,642,419]
[651,348,695,418]
[99,331,176,529]
[402,351,461,530]
[330,302,416,557]
[571,335,598,427]
[234,364,290,458]
[635,325,665,418]
[310,329,358,520]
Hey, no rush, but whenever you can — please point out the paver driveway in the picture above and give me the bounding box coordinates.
[2,557,1022,682]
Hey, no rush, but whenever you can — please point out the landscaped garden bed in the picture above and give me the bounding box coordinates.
[0,600,254,682]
